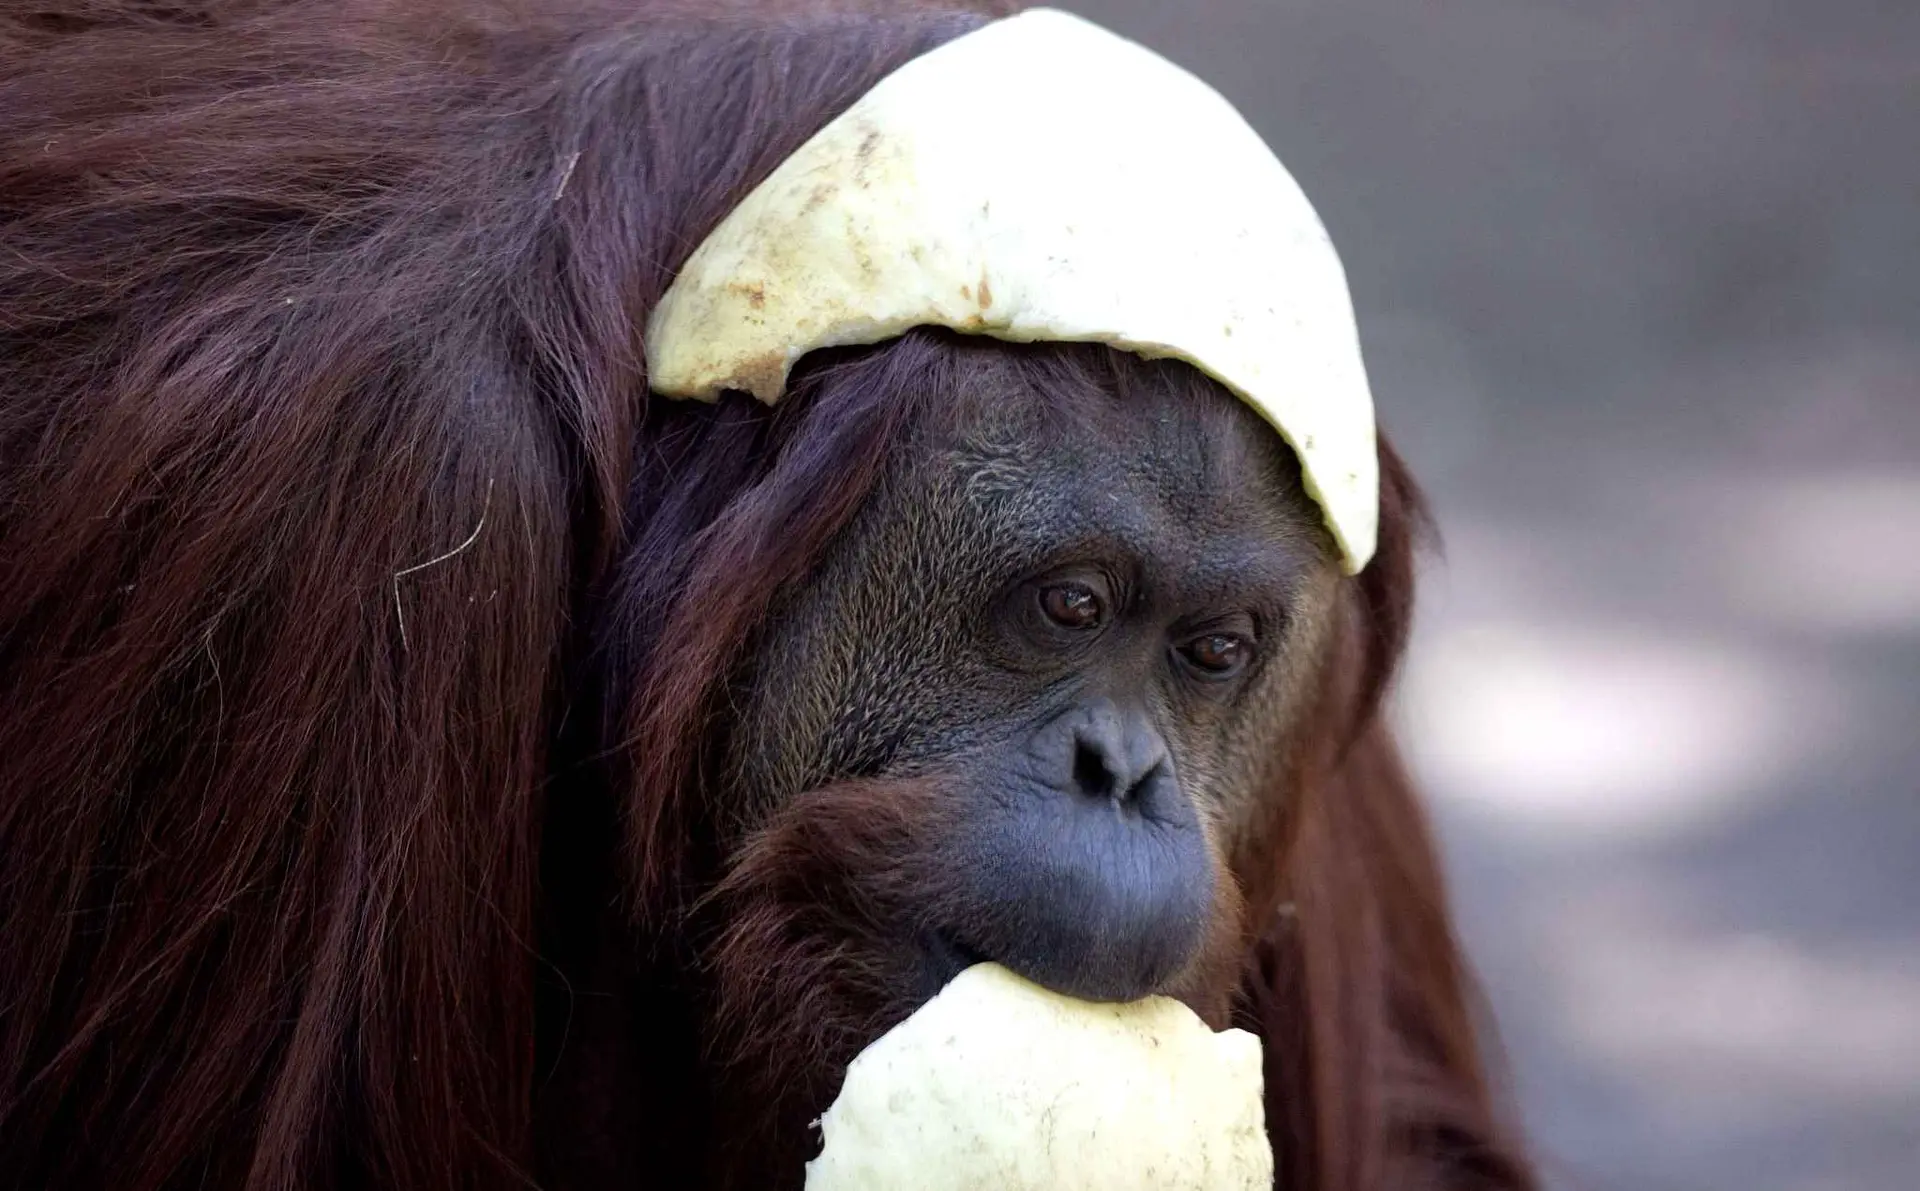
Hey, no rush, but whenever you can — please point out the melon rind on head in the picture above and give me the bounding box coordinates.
[644,7,1379,573]
[803,963,1272,1191]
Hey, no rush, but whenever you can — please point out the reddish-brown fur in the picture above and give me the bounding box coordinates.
[1,2,1533,1188]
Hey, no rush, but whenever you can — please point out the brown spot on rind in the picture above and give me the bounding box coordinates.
[723,354,791,404]
[852,127,883,186]
[977,274,993,309]
[800,182,834,217]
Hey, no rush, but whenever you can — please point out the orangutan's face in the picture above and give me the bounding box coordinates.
[722,337,1341,1011]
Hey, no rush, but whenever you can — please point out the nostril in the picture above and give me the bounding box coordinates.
[1072,738,1115,799]
[1122,758,1170,807]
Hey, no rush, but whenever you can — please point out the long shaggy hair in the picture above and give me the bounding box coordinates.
[0,2,1532,1189]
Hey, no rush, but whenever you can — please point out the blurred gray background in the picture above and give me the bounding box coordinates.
[1064,2,1920,1188]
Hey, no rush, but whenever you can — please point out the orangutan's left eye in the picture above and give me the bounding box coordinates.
[1176,633,1249,678]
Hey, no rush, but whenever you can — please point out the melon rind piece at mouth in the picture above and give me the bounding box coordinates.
[802,962,1272,1191]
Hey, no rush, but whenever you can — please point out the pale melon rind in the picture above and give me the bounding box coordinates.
[644,8,1379,572]
[803,963,1273,1191]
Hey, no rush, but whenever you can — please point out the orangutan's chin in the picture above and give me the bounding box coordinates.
[805,963,1272,1191]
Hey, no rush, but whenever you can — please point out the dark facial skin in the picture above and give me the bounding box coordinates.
[725,342,1343,1006]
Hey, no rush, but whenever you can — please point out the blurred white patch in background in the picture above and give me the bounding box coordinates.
[1395,622,1850,840]
[1394,459,1913,842]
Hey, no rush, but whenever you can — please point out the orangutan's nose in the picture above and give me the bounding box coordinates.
[1062,698,1172,806]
